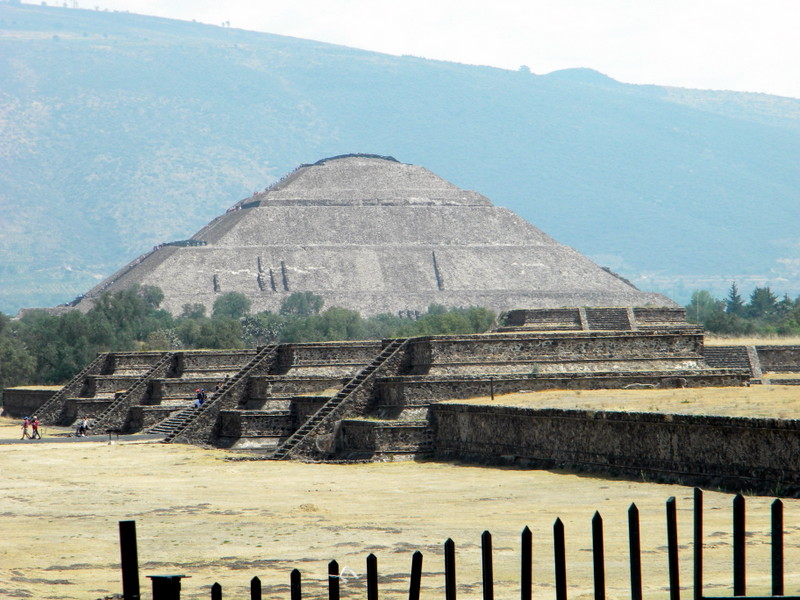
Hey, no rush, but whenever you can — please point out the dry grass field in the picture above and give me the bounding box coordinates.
[455,383,800,419]
[704,335,800,346]
[2,407,800,600]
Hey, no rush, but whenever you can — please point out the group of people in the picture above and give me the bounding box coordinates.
[20,416,41,440]
[192,381,225,408]
[75,416,90,437]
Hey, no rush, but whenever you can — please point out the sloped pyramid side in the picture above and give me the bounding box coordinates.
[74,155,674,316]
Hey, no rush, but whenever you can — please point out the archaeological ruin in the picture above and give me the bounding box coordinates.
[66,154,672,317]
[9,306,800,492]
[9,154,800,494]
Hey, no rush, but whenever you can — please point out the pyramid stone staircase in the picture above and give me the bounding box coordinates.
[270,339,409,460]
[158,345,279,444]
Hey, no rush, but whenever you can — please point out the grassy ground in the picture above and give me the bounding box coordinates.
[2,415,800,600]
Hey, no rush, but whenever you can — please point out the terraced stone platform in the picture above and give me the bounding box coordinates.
[5,307,760,463]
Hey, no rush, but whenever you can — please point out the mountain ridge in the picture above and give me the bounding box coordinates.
[1,3,799,313]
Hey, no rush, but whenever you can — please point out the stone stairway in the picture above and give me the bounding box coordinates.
[35,352,111,425]
[90,352,175,431]
[703,347,752,372]
[271,339,408,460]
[584,307,632,330]
[157,344,279,443]
[146,404,198,436]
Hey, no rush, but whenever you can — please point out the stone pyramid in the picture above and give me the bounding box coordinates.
[75,154,673,316]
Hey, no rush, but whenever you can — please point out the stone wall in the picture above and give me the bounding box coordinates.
[408,331,704,372]
[757,346,800,373]
[1,388,60,418]
[375,369,746,419]
[339,419,430,458]
[432,404,800,494]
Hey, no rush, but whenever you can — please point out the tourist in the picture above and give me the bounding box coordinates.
[21,417,31,440]
[81,417,90,437]
[31,416,41,439]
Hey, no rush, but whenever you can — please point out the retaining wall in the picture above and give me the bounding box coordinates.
[408,331,704,373]
[757,346,800,373]
[432,404,800,494]
[1,388,60,418]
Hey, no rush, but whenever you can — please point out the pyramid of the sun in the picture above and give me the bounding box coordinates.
[77,154,673,316]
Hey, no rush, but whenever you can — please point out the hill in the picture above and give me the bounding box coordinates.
[2,3,799,314]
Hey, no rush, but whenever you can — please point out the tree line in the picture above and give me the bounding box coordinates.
[0,286,496,390]
[685,282,800,336]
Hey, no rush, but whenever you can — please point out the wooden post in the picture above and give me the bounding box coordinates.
[291,569,302,600]
[592,511,605,600]
[328,560,340,600]
[733,494,745,596]
[694,488,703,600]
[251,576,261,600]
[367,553,378,600]
[628,504,642,600]
[521,526,532,600]
[666,497,680,600]
[772,498,784,596]
[445,538,457,600]
[554,518,567,600]
[409,551,423,600]
[482,530,494,600]
[119,520,140,600]
[211,582,222,600]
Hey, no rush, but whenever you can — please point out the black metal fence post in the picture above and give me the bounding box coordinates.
[482,530,494,600]
[250,576,261,600]
[210,582,221,600]
[119,520,140,600]
[592,511,605,600]
[290,569,302,600]
[328,560,340,600]
[367,553,378,600]
[445,538,457,600]
[521,526,532,600]
[772,498,784,597]
[409,551,423,600]
[628,504,642,600]
[554,518,567,600]
[733,494,745,596]
[694,488,703,600]
[666,497,680,600]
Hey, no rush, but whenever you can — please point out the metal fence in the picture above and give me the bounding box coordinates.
[117,488,800,600]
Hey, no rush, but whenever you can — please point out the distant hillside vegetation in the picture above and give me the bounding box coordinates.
[1,3,799,314]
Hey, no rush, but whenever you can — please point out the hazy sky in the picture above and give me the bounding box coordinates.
[40,0,800,98]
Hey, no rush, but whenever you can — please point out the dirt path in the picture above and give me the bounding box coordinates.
[2,418,799,600]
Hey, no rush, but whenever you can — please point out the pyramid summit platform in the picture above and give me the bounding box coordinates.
[73,154,673,316]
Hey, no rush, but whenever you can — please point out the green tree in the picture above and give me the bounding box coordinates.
[725,282,745,315]
[280,292,324,317]
[241,312,286,346]
[181,303,206,319]
[0,335,36,389]
[212,292,251,320]
[747,287,778,320]
[685,290,724,325]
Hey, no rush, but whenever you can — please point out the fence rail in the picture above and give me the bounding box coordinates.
[115,489,800,600]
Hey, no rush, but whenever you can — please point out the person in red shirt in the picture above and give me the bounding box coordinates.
[31,416,41,439]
